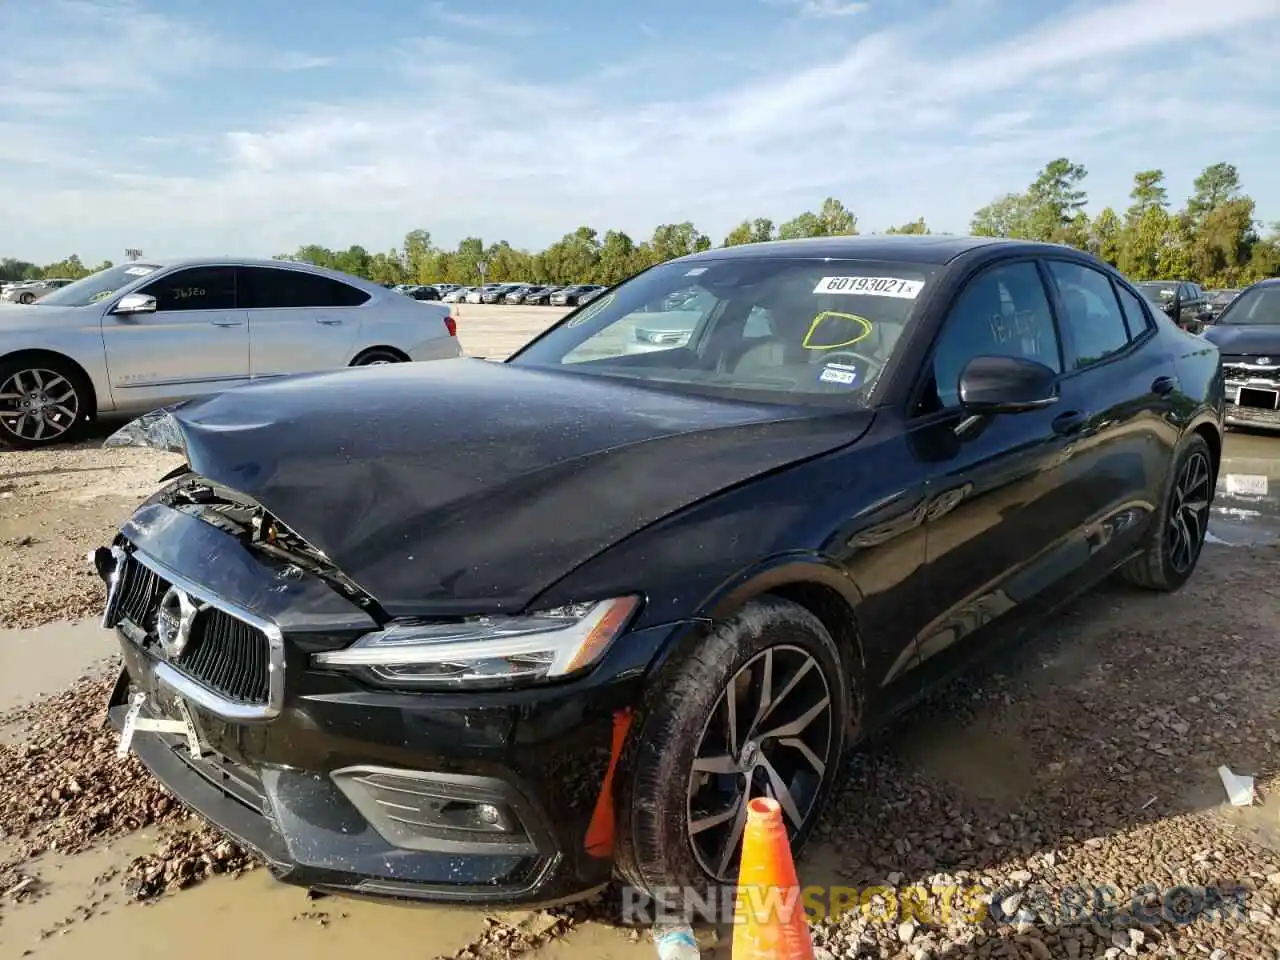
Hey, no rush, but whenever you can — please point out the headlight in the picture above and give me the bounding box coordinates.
[312,596,640,689]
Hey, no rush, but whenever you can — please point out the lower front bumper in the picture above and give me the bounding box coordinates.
[1224,398,1280,431]
[105,618,668,906]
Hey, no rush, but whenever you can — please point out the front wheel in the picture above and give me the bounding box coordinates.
[614,597,851,895]
[1118,433,1213,591]
[0,358,91,449]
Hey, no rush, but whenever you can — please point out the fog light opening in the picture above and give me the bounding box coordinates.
[330,766,545,856]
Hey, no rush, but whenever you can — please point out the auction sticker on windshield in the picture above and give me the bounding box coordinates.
[814,276,923,299]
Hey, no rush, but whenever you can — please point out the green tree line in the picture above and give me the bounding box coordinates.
[4,161,1276,290]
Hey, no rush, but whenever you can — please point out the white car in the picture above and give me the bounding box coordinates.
[1,277,75,304]
[0,257,462,449]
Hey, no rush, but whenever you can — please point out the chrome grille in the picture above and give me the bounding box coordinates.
[106,552,272,706]
[1223,361,1280,382]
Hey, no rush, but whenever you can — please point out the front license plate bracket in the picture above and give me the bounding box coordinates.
[116,691,204,760]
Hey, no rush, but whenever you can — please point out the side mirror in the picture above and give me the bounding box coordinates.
[112,293,157,315]
[958,355,1059,415]
[1163,295,1180,318]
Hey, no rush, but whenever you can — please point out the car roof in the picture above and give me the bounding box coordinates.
[670,234,1058,266]
[122,256,384,289]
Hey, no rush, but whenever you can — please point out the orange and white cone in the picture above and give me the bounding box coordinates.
[731,796,815,959]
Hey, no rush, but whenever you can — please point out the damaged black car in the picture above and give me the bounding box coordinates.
[95,235,1223,907]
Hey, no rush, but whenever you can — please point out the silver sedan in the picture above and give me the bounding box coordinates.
[0,257,462,448]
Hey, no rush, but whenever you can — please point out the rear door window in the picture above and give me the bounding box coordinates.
[239,267,370,309]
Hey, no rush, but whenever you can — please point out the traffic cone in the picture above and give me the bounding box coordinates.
[731,796,814,959]
[584,708,633,858]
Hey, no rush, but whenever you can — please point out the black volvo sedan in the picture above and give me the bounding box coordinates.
[93,235,1223,907]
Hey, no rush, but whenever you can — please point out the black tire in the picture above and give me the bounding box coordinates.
[613,597,851,897]
[1118,433,1214,591]
[351,348,407,366]
[0,356,92,449]
[18,293,34,304]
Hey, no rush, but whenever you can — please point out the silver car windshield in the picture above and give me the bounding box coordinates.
[511,257,938,407]
[36,263,162,308]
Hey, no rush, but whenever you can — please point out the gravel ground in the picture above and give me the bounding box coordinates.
[4,314,1280,957]
[0,435,182,629]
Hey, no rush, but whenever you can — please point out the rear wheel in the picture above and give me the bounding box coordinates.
[0,358,91,449]
[18,292,35,304]
[351,348,407,366]
[1118,434,1213,591]
[614,597,850,896]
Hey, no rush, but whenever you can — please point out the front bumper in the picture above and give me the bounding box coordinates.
[97,516,684,906]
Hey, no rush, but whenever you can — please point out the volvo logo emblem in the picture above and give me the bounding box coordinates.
[155,586,202,659]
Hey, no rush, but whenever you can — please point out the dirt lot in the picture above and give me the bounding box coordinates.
[4,306,1280,959]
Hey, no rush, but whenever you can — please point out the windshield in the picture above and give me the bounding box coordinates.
[510,257,938,406]
[1218,285,1280,326]
[36,262,161,307]
[1137,282,1177,300]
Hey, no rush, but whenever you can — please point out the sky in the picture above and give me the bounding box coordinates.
[2,0,1278,265]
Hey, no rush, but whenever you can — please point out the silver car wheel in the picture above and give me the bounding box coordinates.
[686,644,834,882]
[0,367,80,443]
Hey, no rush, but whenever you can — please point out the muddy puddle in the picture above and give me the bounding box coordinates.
[0,621,116,714]
[1,830,495,960]
[1210,430,1280,546]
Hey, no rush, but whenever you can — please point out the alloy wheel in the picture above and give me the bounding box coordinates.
[0,367,80,444]
[1167,449,1211,574]
[686,645,834,882]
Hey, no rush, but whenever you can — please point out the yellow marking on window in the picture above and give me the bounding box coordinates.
[802,311,873,350]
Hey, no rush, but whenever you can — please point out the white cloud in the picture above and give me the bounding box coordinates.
[2,0,1279,261]
[424,2,544,37]
[773,0,872,17]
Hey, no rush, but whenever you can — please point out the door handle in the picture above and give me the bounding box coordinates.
[211,318,243,327]
[1152,374,1179,396]
[315,318,343,326]
[1052,410,1087,436]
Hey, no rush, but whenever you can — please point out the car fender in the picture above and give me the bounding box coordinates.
[644,550,869,681]
[353,300,451,359]
[0,309,114,413]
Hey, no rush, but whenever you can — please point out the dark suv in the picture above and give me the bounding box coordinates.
[1136,280,1212,333]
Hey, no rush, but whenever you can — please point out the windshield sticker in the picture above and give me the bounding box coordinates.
[802,311,872,350]
[565,292,615,327]
[819,364,858,386]
[684,267,707,276]
[124,266,155,276]
[814,276,923,299]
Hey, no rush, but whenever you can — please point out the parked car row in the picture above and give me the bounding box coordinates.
[431,282,608,305]
[93,234,1224,914]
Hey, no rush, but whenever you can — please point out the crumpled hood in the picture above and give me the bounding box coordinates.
[115,358,870,615]
[1202,324,1280,356]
